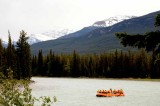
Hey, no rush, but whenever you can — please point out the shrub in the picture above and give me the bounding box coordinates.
[0,68,56,106]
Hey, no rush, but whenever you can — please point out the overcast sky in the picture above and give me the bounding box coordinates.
[0,0,160,41]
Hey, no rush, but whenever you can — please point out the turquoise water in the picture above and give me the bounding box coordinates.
[31,77,160,106]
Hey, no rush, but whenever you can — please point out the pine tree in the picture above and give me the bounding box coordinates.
[71,50,80,77]
[64,59,71,76]
[6,31,17,78]
[16,30,31,79]
[43,55,49,76]
[31,55,37,76]
[48,52,55,77]
[37,50,43,76]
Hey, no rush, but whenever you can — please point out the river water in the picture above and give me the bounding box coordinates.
[30,77,160,106]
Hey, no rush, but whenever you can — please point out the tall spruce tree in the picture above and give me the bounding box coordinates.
[6,31,17,78]
[16,30,31,79]
[37,50,43,76]
[32,55,37,76]
[71,50,80,77]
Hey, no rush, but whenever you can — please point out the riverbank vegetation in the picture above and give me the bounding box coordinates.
[0,68,56,106]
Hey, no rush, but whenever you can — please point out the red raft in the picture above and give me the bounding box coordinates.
[96,89,125,97]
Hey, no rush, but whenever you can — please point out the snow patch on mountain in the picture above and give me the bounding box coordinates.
[28,28,74,44]
[93,15,136,27]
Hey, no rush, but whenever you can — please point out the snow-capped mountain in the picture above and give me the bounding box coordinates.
[28,28,74,44]
[93,15,136,27]
[28,16,136,44]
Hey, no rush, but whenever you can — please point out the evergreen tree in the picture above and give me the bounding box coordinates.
[71,50,80,77]
[115,14,160,78]
[43,55,49,76]
[64,59,71,76]
[6,31,17,78]
[31,55,37,76]
[112,50,119,77]
[37,50,43,76]
[16,30,31,79]
[48,52,55,77]
[80,55,88,77]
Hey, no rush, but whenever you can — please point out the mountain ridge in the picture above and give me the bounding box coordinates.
[28,15,135,44]
[93,15,136,27]
[30,10,160,55]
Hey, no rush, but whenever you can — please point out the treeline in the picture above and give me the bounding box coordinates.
[1,30,160,79]
[32,49,160,78]
[0,30,31,79]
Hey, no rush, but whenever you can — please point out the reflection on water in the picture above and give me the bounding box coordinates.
[31,77,160,106]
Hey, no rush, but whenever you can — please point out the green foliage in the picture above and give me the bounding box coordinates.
[64,59,71,76]
[40,96,57,106]
[0,68,56,106]
[155,54,160,65]
[115,31,160,53]
[115,33,146,48]
[0,80,34,106]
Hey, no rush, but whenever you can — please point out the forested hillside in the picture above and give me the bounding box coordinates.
[31,10,160,55]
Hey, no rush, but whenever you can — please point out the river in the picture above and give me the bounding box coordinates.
[30,77,160,106]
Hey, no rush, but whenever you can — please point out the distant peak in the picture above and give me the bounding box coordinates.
[93,15,136,27]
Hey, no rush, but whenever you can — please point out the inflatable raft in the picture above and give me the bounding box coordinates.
[96,89,125,97]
